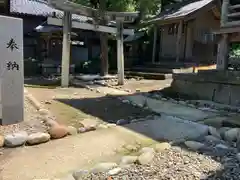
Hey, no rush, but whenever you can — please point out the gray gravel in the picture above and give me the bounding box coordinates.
[80,146,222,180]
[0,97,47,135]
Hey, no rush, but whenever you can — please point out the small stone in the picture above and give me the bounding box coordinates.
[27,132,50,145]
[66,126,78,135]
[205,135,221,143]
[208,126,221,139]
[48,125,68,139]
[137,151,155,165]
[154,142,171,152]
[108,167,122,176]
[178,101,187,105]
[4,131,28,147]
[0,135,4,147]
[122,99,129,103]
[184,141,205,151]
[224,128,240,142]
[91,162,118,173]
[78,127,87,133]
[120,156,138,165]
[38,108,49,116]
[84,126,96,132]
[72,170,89,180]
[116,119,130,125]
[135,89,141,93]
[0,152,3,155]
[44,100,51,104]
[107,123,117,128]
[139,147,155,154]
[97,124,109,129]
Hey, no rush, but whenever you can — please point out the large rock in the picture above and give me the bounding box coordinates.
[0,135,4,147]
[224,128,240,142]
[208,127,221,139]
[91,162,118,173]
[205,135,221,143]
[4,131,28,147]
[154,142,171,152]
[184,141,205,151]
[66,126,78,135]
[120,156,138,165]
[48,125,68,139]
[137,151,155,165]
[27,132,50,145]
[218,127,231,138]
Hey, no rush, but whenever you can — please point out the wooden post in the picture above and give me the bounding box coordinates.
[185,22,193,59]
[152,26,157,63]
[176,21,183,62]
[61,11,72,87]
[116,20,124,85]
[217,34,229,70]
[221,0,229,27]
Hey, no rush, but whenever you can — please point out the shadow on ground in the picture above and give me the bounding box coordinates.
[25,77,236,179]
[55,94,238,179]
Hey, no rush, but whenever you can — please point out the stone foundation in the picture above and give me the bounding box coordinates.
[171,70,240,105]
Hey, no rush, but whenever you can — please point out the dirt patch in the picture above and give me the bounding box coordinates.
[26,86,154,127]
[0,97,47,135]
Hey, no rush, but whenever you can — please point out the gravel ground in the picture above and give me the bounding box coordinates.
[0,97,47,135]
[80,146,222,180]
[95,78,171,93]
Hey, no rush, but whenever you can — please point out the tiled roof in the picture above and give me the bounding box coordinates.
[147,0,216,23]
[10,0,92,22]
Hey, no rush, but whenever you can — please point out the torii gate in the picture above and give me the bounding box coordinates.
[48,0,139,87]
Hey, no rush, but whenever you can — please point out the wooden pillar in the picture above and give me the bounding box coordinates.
[185,22,193,59]
[176,21,183,62]
[61,11,71,87]
[217,34,229,70]
[116,20,124,85]
[152,26,157,63]
[221,0,229,27]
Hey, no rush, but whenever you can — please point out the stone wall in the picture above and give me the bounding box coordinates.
[171,70,240,105]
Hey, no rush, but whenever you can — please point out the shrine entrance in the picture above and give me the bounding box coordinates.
[48,0,139,87]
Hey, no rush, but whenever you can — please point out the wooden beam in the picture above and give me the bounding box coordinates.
[47,17,134,35]
[152,26,157,63]
[176,21,183,62]
[217,34,229,70]
[49,0,139,23]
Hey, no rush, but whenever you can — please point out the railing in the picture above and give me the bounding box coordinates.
[221,0,240,27]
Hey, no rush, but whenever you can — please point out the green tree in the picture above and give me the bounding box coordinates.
[73,0,176,75]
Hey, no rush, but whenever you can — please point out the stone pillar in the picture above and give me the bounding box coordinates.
[116,20,124,85]
[217,34,229,70]
[61,11,72,87]
[0,15,24,125]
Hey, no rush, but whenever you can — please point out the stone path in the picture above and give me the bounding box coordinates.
[0,126,156,180]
